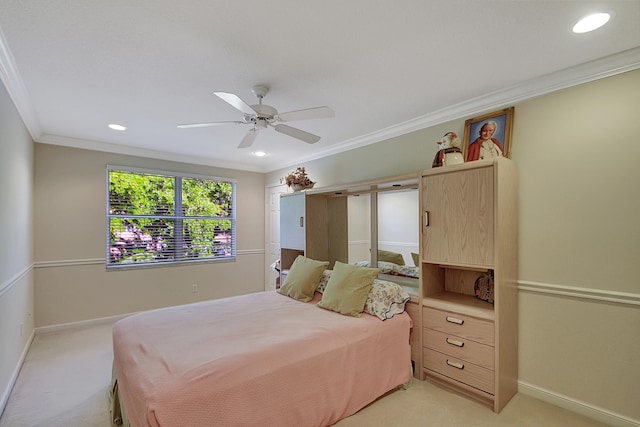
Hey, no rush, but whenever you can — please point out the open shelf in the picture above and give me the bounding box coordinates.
[422,291,494,321]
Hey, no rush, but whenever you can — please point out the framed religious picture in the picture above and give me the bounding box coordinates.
[462,107,514,161]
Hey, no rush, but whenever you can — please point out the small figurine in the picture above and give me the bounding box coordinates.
[432,131,464,168]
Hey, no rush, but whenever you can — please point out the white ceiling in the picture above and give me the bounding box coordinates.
[1,1,639,173]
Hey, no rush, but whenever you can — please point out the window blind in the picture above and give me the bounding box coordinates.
[106,166,236,269]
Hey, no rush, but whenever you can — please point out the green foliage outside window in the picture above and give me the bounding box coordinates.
[107,169,235,267]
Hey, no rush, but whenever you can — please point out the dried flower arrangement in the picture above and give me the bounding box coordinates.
[281,167,315,190]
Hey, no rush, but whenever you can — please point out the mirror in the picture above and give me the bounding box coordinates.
[377,190,419,266]
[347,188,419,294]
[347,193,371,263]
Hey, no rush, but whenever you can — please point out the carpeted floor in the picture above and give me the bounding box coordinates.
[0,321,607,427]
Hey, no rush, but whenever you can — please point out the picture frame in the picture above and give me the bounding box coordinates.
[462,107,514,161]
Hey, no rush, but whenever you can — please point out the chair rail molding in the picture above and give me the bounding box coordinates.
[33,249,266,269]
[518,280,639,306]
[0,263,33,297]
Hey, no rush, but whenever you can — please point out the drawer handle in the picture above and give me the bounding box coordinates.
[446,360,465,370]
[446,316,464,325]
[446,337,464,347]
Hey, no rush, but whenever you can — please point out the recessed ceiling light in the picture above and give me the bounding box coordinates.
[253,151,267,157]
[108,123,127,131]
[572,12,611,33]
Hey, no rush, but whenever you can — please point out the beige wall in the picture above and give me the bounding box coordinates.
[33,144,266,327]
[513,70,640,425]
[0,82,34,410]
[268,70,640,425]
[515,70,640,293]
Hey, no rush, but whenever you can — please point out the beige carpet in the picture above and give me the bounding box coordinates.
[0,321,607,427]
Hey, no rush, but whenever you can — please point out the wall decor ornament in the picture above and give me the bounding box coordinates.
[281,167,315,191]
[463,107,514,161]
[432,131,464,168]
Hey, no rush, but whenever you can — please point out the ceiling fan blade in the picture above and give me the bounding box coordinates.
[177,120,244,129]
[276,106,334,122]
[214,92,257,116]
[274,124,321,144]
[238,129,258,148]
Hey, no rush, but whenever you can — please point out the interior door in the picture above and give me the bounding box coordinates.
[265,184,287,290]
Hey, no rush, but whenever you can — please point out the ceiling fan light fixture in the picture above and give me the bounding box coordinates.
[252,151,267,157]
[108,123,127,131]
[572,12,611,33]
[182,84,333,148]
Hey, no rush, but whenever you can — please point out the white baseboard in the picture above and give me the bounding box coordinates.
[34,312,136,335]
[518,381,639,427]
[0,330,35,418]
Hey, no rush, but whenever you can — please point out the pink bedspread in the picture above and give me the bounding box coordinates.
[113,291,411,427]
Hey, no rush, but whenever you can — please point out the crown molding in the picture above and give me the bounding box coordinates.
[37,134,266,173]
[266,46,640,172]
[0,26,41,140]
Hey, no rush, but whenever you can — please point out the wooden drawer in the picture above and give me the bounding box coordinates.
[423,307,494,346]
[423,328,494,370]
[423,348,494,394]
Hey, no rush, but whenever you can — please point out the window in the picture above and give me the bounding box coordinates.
[106,166,236,269]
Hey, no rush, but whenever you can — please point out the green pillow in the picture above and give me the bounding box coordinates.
[377,249,405,266]
[411,252,420,266]
[317,261,379,317]
[278,256,329,302]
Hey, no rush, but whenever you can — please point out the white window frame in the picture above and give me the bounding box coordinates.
[106,165,237,269]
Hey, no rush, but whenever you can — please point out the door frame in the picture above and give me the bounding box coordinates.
[264,182,288,290]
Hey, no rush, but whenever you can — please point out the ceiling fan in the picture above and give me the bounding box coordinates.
[178,85,334,149]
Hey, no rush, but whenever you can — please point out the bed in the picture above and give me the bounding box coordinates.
[110,260,412,427]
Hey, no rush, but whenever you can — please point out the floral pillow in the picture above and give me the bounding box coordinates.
[352,260,397,274]
[316,270,410,320]
[364,279,411,320]
[393,264,419,279]
[316,269,332,293]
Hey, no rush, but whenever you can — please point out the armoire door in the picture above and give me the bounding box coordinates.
[422,165,494,267]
